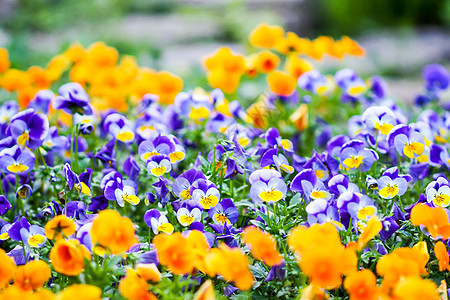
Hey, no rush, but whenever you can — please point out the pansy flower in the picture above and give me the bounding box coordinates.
[302,150,330,181]
[250,169,287,203]
[123,155,141,181]
[144,209,174,234]
[114,185,140,207]
[147,154,171,177]
[361,105,397,136]
[389,124,426,159]
[191,179,220,209]
[347,194,378,222]
[0,223,11,240]
[306,199,344,230]
[261,127,293,153]
[8,217,47,248]
[52,82,93,115]
[273,153,294,174]
[0,145,35,174]
[426,177,450,207]
[9,108,49,149]
[104,113,135,143]
[174,91,213,122]
[298,70,334,96]
[340,140,378,172]
[28,89,54,114]
[94,139,116,167]
[176,201,202,227]
[0,101,18,124]
[291,168,331,201]
[138,134,185,164]
[377,168,409,200]
[172,169,206,201]
[208,198,239,225]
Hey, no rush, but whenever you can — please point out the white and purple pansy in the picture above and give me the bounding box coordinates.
[250,169,287,203]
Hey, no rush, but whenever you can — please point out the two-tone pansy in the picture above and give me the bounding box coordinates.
[172,168,206,201]
[426,177,450,207]
[208,198,239,225]
[9,108,49,149]
[377,167,411,199]
[103,113,135,143]
[176,201,203,227]
[361,105,397,136]
[306,199,344,230]
[147,154,172,177]
[291,168,332,201]
[144,209,174,235]
[340,140,378,172]
[0,145,35,174]
[191,179,220,209]
[388,124,426,159]
[250,169,287,203]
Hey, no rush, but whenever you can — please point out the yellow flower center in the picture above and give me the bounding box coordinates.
[403,142,424,158]
[259,188,283,202]
[343,155,363,169]
[7,163,29,174]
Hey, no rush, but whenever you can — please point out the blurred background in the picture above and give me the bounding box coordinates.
[1,0,450,101]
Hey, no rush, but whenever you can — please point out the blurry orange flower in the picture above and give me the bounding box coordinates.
[0,249,15,289]
[50,239,91,276]
[300,284,329,300]
[186,230,210,273]
[410,203,450,239]
[0,48,10,73]
[119,269,157,300]
[46,54,71,81]
[288,223,342,255]
[335,36,365,57]
[275,32,311,55]
[0,69,31,92]
[135,263,161,282]
[86,42,118,68]
[205,244,254,291]
[27,66,52,89]
[285,54,313,79]
[343,269,379,300]
[249,23,284,49]
[193,280,215,300]
[153,232,195,275]
[288,223,356,290]
[57,284,102,300]
[290,103,308,131]
[254,51,280,74]
[90,209,138,254]
[155,71,183,105]
[204,47,246,94]
[376,245,429,291]
[17,86,40,108]
[392,277,439,300]
[267,70,296,96]
[14,260,51,292]
[204,47,246,74]
[242,226,283,266]
[434,241,450,272]
[246,99,269,129]
[207,69,241,94]
[64,42,86,64]
[45,215,76,240]
[299,244,356,290]
[355,216,382,250]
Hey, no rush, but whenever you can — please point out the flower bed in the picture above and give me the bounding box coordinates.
[0,23,449,299]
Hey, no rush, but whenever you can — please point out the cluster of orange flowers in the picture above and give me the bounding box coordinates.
[0,249,102,299]
[119,264,161,300]
[287,217,444,300]
[0,43,183,111]
[152,226,286,293]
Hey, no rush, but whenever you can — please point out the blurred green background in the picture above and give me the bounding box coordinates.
[0,0,450,100]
